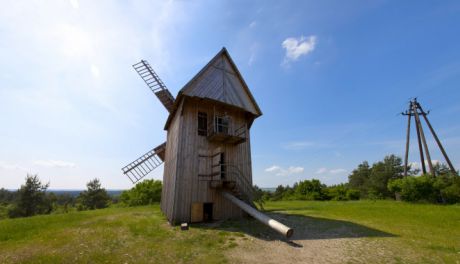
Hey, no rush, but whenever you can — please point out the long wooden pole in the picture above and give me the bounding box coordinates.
[418,106,456,173]
[222,192,294,238]
[413,102,427,174]
[404,111,412,176]
[412,102,433,175]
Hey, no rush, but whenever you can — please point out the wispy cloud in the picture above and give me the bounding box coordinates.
[248,42,259,66]
[265,165,304,176]
[34,160,76,168]
[69,0,79,9]
[0,161,27,171]
[409,160,441,170]
[282,35,317,66]
[315,167,347,175]
[282,140,333,150]
[90,64,100,78]
[249,21,257,28]
[315,167,327,174]
[330,168,347,174]
[282,141,316,150]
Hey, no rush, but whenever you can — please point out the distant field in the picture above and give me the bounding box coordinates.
[0,201,459,263]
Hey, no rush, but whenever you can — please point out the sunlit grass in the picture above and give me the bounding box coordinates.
[0,201,458,263]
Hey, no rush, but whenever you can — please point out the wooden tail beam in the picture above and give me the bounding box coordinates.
[222,191,293,238]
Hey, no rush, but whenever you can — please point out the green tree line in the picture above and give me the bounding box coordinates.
[254,154,460,205]
[0,175,162,219]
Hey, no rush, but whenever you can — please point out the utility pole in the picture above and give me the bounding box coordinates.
[402,98,457,176]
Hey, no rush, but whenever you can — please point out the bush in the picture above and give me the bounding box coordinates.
[346,189,360,200]
[294,179,329,201]
[388,174,460,204]
[441,184,460,204]
[77,178,110,210]
[325,185,344,201]
[120,179,162,206]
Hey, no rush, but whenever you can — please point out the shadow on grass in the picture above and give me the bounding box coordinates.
[193,211,396,247]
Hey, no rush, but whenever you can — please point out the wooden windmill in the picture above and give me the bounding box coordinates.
[122,48,293,237]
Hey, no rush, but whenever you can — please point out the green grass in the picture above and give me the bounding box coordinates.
[0,205,237,263]
[0,201,459,263]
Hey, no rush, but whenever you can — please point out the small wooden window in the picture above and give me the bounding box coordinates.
[198,112,207,136]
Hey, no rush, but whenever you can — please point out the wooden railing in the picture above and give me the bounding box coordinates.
[199,160,253,203]
[206,116,247,144]
[222,163,253,202]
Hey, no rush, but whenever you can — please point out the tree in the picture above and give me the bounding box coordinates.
[77,178,110,210]
[368,155,404,198]
[120,179,162,206]
[272,185,286,201]
[252,185,266,210]
[0,188,16,205]
[8,174,52,218]
[348,161,371,196]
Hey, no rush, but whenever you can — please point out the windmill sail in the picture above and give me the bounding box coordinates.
[122,142,166,184]
[133,60,175,113]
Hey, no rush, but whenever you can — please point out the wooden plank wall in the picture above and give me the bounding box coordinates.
[171,98,253,223]
[160,101,184,223]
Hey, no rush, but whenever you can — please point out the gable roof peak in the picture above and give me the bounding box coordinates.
[178,48,262,116]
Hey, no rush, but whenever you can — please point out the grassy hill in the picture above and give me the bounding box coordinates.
[0,201,459,263]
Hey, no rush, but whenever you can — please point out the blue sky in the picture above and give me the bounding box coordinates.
[1,0,460,189]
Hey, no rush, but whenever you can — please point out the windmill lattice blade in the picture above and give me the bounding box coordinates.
[122,142,166,184]
[133,60,175,113]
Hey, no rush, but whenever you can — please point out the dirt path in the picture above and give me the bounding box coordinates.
[225,212,415,264]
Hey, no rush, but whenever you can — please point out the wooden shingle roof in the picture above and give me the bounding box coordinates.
[164,47,262,130]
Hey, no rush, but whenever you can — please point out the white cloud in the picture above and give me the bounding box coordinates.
[283,141,316,150]
[249,21,257,28]
[315,167,347,175]
[265,165,281,172]
[90,64,100,78]
[315,167,328,174]
[282,35,317,65]
[0,161,27,171]
[409,160,441,170]
[34,160,76,168]
[248,42,259,66]
[69,0,79,9]
[330,168,347,174]
[265,165,304,176]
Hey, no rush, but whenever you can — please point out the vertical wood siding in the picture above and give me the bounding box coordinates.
[160,101,183,223]
[168,98,253,223]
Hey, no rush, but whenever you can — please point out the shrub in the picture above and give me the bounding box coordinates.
[387,174,460,203]
[346,189,360,200]
[120,179,162,206]
[441,184,460,204]
[327,184,348,201]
